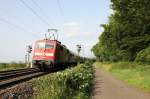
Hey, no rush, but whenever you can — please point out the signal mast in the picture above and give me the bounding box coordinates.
[25,45,32,67]
[76,44,82,56]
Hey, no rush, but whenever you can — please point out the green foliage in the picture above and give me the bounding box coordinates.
[0,62,26,71]
[92,0,150,61]
[135,46,150,64]
[30,61,93,99]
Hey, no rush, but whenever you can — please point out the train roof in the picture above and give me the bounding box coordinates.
[36,39,61,44]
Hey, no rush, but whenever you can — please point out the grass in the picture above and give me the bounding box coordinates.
[95,62,150,92]
[0,62,26,71]
[29,61,94,99]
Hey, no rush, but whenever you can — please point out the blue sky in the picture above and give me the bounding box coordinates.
[0,0,112,62]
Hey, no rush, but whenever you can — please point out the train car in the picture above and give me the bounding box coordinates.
[32,39,82,71]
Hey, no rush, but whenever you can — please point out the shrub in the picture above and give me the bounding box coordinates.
[31,61,93,99]
[135,47,150,64]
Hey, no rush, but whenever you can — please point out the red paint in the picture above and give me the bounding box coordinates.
[32,39,58,61]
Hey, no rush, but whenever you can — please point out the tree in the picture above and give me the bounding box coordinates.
[92,0,150,61]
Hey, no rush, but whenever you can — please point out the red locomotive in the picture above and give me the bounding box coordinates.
[32,29,83,71]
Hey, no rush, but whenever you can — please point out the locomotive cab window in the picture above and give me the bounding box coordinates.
[45,44,54,49]
[36,42,45,49]
[35,42,54,49]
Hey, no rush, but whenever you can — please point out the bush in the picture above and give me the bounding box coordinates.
[31,61,93,99]
[135,47,150,64]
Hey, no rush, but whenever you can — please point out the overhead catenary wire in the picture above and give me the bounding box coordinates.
[56,0,65,20]
[0,8,40,37]
[20,0,52,27]
[56,0,65,40]
[57,0,63,15]
[0,17,37,36]
[56,0,66,40]
[30,0,55,27]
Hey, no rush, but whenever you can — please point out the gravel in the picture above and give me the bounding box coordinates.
[0,83,33,99]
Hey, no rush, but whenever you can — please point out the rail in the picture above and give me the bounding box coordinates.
[0,68,44,89]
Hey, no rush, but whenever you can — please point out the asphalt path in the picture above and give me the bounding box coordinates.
[92,65,150,99]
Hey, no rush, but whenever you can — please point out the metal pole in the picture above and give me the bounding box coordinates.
[25,54,27,67]
[28,52,30,67]
[81,45,84,61]
[26,45,32,67]
[76,44,81,56]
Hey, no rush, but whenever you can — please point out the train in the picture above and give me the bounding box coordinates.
[32,38,84,71]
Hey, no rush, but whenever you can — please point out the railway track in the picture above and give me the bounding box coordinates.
[0,68,45,89]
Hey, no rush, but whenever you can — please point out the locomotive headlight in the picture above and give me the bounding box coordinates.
[45,53,54,56]
[34,52,42,55]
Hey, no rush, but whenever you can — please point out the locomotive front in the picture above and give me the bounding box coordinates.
[32,39,56,71]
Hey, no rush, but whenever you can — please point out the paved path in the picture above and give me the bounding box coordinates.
[92,65,150,99]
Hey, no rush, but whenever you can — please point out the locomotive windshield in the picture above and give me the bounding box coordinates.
[36,42,54,49]
[36,42,45,49]
[45,44,54,49]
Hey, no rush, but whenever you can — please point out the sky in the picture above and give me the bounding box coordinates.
[0,0,112,62]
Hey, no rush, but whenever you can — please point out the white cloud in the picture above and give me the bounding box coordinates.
[61,21,95,38]
[58,21,100,58]
[63,22,80,26]
[62,22,81,37]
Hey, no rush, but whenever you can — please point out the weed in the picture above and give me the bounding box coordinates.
[30,61,93,99]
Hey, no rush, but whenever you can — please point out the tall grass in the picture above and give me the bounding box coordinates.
[95,62,150,91]
[30,61,93,99]
[0,62,26,71]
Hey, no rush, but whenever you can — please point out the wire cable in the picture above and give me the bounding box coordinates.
[0,17,38,37]
[56,0,65,20]
[0,8,39,36]
[20,0,52,27]
[57,0,63,15]
[30,0,55,27]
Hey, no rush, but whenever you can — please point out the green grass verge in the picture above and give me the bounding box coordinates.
[95,62,150,92]
[29,61,94,99]
[0,62,26,71]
